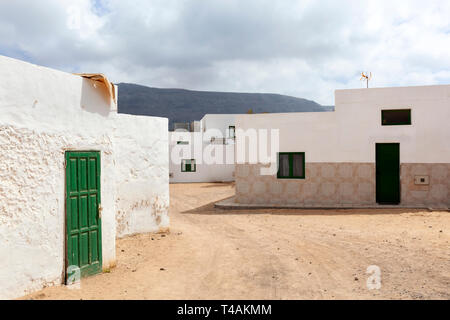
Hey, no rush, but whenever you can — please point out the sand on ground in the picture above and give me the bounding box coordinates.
[24,183,449,300]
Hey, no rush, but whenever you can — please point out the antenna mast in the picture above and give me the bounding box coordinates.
[360,72,372,88]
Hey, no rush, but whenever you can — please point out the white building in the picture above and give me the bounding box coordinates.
[234,85,450,208]
[169,114,238,183]
[0,56,169,299]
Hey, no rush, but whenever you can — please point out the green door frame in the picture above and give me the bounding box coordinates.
[376,143,400,205]
[65,151,102,282]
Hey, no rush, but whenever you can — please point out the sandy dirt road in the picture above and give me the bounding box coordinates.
[25,183,449,300]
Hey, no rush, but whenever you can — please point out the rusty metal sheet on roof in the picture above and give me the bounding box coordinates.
[75,73,116,104]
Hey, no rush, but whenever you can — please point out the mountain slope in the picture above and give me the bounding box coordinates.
[117,83,333,129]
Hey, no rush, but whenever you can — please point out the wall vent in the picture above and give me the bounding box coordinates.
[414,176,429,185]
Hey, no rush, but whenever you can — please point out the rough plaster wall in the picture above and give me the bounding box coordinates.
[0,125,117,299]
[113,114,170,238]
[0,56,168,299]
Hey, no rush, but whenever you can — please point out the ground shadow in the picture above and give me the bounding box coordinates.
[200,182,235,188]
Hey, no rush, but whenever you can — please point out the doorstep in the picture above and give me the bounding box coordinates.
[215,197,449,211]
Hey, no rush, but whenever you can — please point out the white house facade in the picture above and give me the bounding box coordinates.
[169,114,238,183]
[0,56,169,299]
[234,85,450,208]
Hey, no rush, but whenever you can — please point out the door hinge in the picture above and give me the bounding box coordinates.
[98,204,103,219]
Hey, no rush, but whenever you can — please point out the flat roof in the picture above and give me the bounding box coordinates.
[335,83,450,93]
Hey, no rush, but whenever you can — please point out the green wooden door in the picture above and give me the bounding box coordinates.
[376,144,400,205]
[65,151,102,282]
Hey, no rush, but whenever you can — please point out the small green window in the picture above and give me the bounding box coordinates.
[181,159,196,172]
[177,141,189,145]
[277,152,305,179]
[382,109,411,126]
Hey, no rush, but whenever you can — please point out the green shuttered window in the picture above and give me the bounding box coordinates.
[277,152,305,179]
[181,159,196,172]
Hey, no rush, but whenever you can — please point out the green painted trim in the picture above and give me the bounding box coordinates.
[181,159,197,172]
[177,141,189,145]
[277,152,306,179]
[381,109,412,126]
[376,143,400,205]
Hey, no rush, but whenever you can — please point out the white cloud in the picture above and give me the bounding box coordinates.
[0,0,449,105]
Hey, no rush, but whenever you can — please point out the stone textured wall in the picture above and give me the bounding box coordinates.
[236,163,376,206]
[236,163,450,207]
[401,163,450,207]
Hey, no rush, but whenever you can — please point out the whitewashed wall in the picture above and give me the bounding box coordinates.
[236,85,450,164]
[235,85,450,207]
[0,55,169,299]
[201,114,239,137]
[169,131,235,183]
[113,114,169,238]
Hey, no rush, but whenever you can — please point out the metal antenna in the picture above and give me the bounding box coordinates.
[360,72,372,88]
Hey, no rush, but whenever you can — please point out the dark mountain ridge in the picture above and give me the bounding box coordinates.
[117,83,334,129]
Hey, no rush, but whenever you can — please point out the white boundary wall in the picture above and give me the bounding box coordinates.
[0,56,169,299]
[169,132,235,183]
[114,115,169,237]
[201,114,239,136]
[169,114,238,183]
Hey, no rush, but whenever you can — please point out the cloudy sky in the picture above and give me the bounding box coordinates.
[1,0,449,105]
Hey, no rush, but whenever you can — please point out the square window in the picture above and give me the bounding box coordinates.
[382,109,411,126]
[277,152,305,179]
[181,159,196,172]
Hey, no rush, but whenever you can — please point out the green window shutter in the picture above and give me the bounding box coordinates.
[292,153,305,177]
[181,159,196,172]
[278,154,290,178]
[277,152,305,179]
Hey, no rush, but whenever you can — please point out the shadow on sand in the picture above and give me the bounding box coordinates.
[199,182,235,188]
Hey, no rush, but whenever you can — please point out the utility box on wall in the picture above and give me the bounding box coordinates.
[414,175,430,185]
